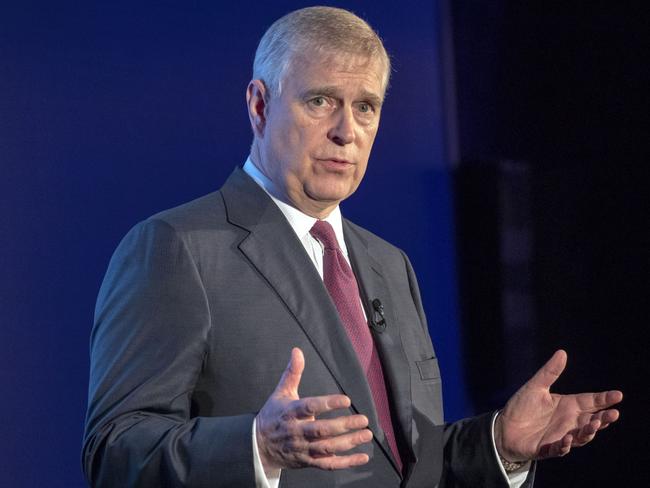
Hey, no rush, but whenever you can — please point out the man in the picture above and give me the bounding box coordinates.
[82,7,622,487]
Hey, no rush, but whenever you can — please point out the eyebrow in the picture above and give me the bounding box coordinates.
[301,86,384,108]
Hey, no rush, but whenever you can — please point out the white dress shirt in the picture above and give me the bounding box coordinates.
[242,157,530,488]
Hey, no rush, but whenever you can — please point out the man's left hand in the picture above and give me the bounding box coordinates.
[495,349,623,463]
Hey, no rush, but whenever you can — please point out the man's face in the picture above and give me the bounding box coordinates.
[252,52,385,217]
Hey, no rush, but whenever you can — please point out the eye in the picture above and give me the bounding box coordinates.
[358,102,371,113]
[309,96,327,107]
[357,102,375,115]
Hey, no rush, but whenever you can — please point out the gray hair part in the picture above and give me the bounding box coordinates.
[252,6,391,98]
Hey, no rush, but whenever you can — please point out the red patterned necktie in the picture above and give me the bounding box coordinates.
[310,220,402,472]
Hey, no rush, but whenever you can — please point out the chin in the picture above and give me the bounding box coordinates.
[307,184,353,203]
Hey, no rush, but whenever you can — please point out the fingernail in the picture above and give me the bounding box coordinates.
[337,396,351,408]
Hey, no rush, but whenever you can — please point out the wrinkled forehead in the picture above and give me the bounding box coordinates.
[286,49,388,95]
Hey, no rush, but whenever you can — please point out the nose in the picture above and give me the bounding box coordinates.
[327,107,355,146]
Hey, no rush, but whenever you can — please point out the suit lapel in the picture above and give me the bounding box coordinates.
[344,220,415,472]
[220,168,384,453]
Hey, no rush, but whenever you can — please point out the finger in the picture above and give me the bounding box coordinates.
[308,429,373,458]
[274,347,305,397]
[589,408,620,431]
[310,452,370,471]
[573,418,601,446]
[594,390,623,409]
[539,434,572,459]
[558,434,572,456]
[599,408,620,428]
[289,394,351,419]
[527,349,567,390]
[303,415,369,440]
[576,390,624,412]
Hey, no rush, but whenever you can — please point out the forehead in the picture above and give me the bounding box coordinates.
[284,51,386,99]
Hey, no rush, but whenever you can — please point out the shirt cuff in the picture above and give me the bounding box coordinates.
[490,412,531,488]
[252,417,282,488]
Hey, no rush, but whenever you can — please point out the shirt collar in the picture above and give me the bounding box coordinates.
[242,156,349,255]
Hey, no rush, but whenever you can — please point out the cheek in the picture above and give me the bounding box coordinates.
[353,164,368,188]
[270,118,314,157]
[362,126,379,150]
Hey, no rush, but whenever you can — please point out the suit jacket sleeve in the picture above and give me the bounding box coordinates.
[441,413,534,488]
[82,218,256,487]
[400,252,535,488]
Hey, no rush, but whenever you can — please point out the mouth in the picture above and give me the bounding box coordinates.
[317,158,354,166]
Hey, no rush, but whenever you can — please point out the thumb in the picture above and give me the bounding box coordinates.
[528,349,567,390]
[273,347,304,398]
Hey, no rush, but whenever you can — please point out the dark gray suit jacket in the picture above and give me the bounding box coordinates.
[83,168,534,487]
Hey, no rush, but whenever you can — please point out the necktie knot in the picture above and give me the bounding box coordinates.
[310,220,339,251]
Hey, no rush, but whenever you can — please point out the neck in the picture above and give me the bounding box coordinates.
[287,191,337,219]
[248,149,338,219]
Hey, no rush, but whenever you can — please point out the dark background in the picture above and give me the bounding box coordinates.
[1,1,646,486]
[452,2,647,485]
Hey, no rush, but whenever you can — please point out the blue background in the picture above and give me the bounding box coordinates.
[2,2,466,486]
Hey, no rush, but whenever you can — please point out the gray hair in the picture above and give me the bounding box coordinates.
[252,6,391,98]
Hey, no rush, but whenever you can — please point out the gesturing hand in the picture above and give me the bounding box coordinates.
[255,347,373,475]
[495,350,623,463]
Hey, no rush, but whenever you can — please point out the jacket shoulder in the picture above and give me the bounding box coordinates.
[147,190,226,232]
[110,191,229,259]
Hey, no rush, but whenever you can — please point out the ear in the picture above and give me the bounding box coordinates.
[246,79,269,138]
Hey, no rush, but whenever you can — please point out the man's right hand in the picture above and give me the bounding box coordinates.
[255,347,373,474]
